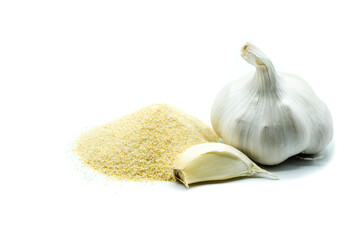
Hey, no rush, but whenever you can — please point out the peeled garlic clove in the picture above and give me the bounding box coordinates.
[173,142,277,187]
[211,43,333,165]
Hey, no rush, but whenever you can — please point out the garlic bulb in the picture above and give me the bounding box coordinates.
[211,43,333,165]
[173,142,277,187]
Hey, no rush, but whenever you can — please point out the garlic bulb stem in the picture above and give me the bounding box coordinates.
[242,43,279,94]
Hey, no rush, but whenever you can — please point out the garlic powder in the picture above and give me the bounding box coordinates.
[74,104,219,181]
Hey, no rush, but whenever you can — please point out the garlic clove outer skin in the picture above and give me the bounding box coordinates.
[211,43,333,165]
[173,142,277,188]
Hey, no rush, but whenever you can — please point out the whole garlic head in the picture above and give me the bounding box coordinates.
[211,43,333,165]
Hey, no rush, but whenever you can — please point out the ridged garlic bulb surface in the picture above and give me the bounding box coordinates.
[211,43,333,165]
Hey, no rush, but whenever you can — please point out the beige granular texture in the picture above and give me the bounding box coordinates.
[74,103,219,182]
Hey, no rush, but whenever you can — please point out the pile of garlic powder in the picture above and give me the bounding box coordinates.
[74,104,219,181]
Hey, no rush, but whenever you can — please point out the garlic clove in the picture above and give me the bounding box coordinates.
[173,142,277,187]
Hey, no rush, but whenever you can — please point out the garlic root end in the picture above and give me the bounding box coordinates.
[173,169,189,188]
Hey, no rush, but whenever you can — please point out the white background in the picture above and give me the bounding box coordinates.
[1,0,359,239]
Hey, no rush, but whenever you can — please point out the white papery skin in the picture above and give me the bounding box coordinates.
[211,43,333,165]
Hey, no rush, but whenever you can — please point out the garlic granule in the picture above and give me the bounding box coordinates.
[74,104,219,181]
